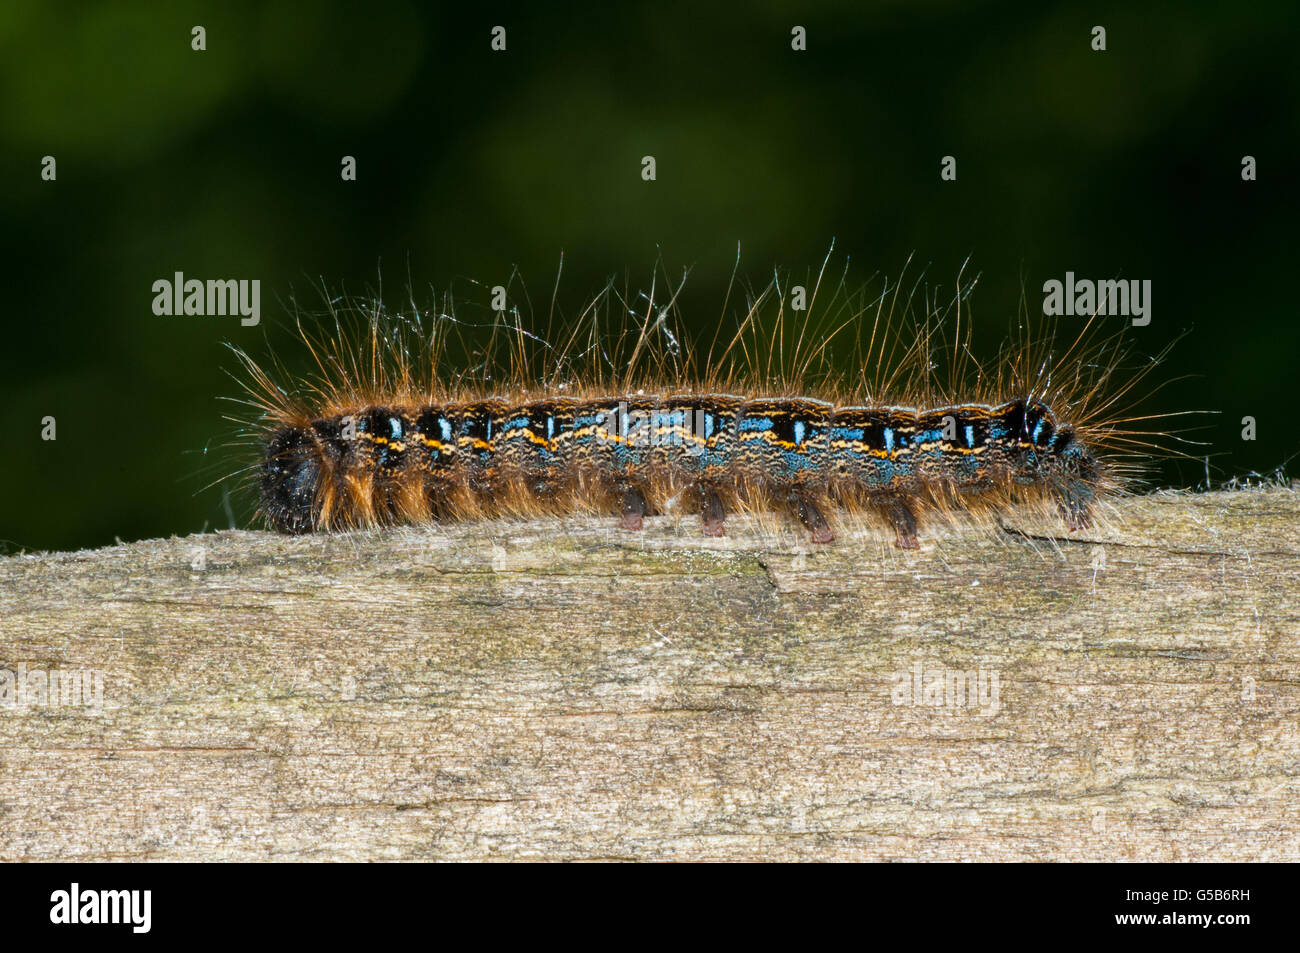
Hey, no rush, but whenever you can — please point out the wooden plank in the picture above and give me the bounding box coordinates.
[1,488,1296,860]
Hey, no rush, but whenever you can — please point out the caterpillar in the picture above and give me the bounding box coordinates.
[226,256,1181,548]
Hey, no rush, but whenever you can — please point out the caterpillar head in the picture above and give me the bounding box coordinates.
[261,426,321,533]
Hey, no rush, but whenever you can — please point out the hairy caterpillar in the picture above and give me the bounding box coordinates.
[226,255,1182,548]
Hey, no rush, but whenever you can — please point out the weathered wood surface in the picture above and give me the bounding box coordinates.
[1,487,1297,861]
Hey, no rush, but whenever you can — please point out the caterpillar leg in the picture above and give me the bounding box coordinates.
[882,496,919,550]
[619,485,650,531]
[795,494,835,544]
[1053,478,1094,531]
[700,485,727,538]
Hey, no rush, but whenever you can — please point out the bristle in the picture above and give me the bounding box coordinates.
[222,257,1197,546]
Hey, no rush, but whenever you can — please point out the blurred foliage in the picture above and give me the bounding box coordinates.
[1,0,1296,551]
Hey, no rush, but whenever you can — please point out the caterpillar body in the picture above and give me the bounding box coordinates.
[230,258,1174,548]
[260,394,1097,548]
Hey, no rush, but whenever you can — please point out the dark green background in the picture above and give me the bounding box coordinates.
[3,0,1296,552]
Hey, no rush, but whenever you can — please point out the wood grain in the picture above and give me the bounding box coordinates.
[1,487,1296,861]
